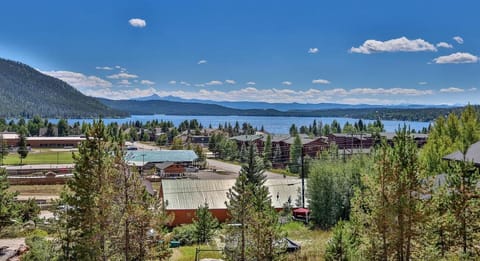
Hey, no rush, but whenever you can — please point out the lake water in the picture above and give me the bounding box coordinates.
[56,115,431,134]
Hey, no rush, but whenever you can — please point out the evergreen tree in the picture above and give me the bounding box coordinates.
[289,134,302,174]
[263,134,272,169]
[193,202,218,244]
[17,127,28,164]
[351,127,423,260]
[63,120,117,260]
[57,119,69,137]
[0,168,18,234]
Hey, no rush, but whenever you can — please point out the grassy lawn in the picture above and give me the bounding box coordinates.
[171,244,222,261]
[2,151,76,165]
[281,221,332,261]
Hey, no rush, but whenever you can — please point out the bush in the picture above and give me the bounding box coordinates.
[23,231,59,261]
[325,221,360,261]
[172,224,197,246]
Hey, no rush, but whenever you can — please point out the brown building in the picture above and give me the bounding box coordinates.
[327,133,374,150]
[0,133,85,148]
[160,179,305,226]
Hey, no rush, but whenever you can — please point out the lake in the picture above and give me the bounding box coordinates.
[55,115,431,134]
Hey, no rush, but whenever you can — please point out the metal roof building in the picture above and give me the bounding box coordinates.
[161,178,307,225]
[125,150,198,167]
[443,141,480,166]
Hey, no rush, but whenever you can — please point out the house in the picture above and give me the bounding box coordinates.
[188,135,210,146]
[277,135,329,163]
[380,132,428,147]
[154,162,186,177]
[443,141,480,167]
[327,133,374,150]
[160,179,307,226]
[0,132,85,148]
[230,134,264,152]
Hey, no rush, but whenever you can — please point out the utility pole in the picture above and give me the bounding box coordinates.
[301,146,305,208]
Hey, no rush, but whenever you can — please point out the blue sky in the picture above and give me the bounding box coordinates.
[0,0,479,105]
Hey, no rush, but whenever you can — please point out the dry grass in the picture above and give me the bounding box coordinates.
[8,184,66,196]
[281,221,332,261]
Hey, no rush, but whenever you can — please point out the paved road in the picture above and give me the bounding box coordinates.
[133,142,160,151]
[206,159,287,179]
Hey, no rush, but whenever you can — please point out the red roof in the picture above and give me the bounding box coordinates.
[293,208,310,214]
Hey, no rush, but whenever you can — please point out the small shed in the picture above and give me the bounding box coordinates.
[293,208,310,223]
[155,162,185,177]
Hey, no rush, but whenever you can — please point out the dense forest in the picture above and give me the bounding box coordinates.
[0,58,127,118]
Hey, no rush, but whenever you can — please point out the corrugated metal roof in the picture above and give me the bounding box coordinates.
[125,150,198,166]
[162,178,307,210]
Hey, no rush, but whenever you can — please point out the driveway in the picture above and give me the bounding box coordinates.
[206,159,287,179]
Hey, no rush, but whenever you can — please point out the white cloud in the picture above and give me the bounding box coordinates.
[95,66,114,70]
[195,84,205,87]
[350,37,437,54]
[312,79,331,85]
[436,42,453,48]
[440,87,464,93]
[107,72,139,79]
[281,81,292,86]
[169,80,177,85]
[197,60,207,65]
[308,47,319,54]
[225,80,236,84]
[180,81,191,86]
[453,36,464,44]
[118,79,132,86]
[40,70,112,89]
[433,52,479,64]
[469,87,477,91]
[81,86,435,104]
[246,81,256,85]
[205,80,223,86]
[129,18,146,28]
[418,81,428,85]
[141,80,155,85]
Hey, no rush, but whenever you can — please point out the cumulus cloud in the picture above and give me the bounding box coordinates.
[453,36,464,44]
[350,37,437,54]
[118,79,132,86]
[40,70,112,89]
[180,81,191,86]
[205,80,223,86]
[225,80,236,84]
[418,81,428,85]
[95,66,113,70]
[80,86,435,104]
[195,84,205,87]
[129,18,146,28]
[246,81,256,85]
[312,79,331,85]
[440,87,464,93]
[281,81,292,86]
[197,60,207,64]
[433,52,479,64]
[436,42,453,48]
[469,87,477,91]
[107,72,139,79]
[168,80,177,85]
[141,80,155,85]
[308,47,319,54]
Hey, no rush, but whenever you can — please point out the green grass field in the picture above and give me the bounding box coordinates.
[171,244,222,261]
[281,221,332,260]
[2,151,76,165]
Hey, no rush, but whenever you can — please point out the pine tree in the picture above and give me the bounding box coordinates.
[17,127,28,164]
[0,168,18,234]
[289,134,302,174]
[263,135,272,169]
[351,127,423,260]
[63,120,117,260]
[193,202,218,244]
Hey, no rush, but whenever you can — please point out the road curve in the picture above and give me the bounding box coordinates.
[206,159,289,179]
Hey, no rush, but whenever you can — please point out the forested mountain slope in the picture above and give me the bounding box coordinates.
[0,58,127,118]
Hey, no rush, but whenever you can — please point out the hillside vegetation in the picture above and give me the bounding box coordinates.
[0,58,127,118]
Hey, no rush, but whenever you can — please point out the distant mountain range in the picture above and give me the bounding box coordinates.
[99,96,464,122]
[133,94,455,111]
[0,57,127,118]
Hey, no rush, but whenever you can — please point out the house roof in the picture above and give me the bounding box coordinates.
[161,178,307,210]
[380,132,428,140]
[230,134,264,142]
[283,136,326,145]
[125,150,198,166]
[443,141,480,166]
[154,162,175,170]
[329,133,372,140]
